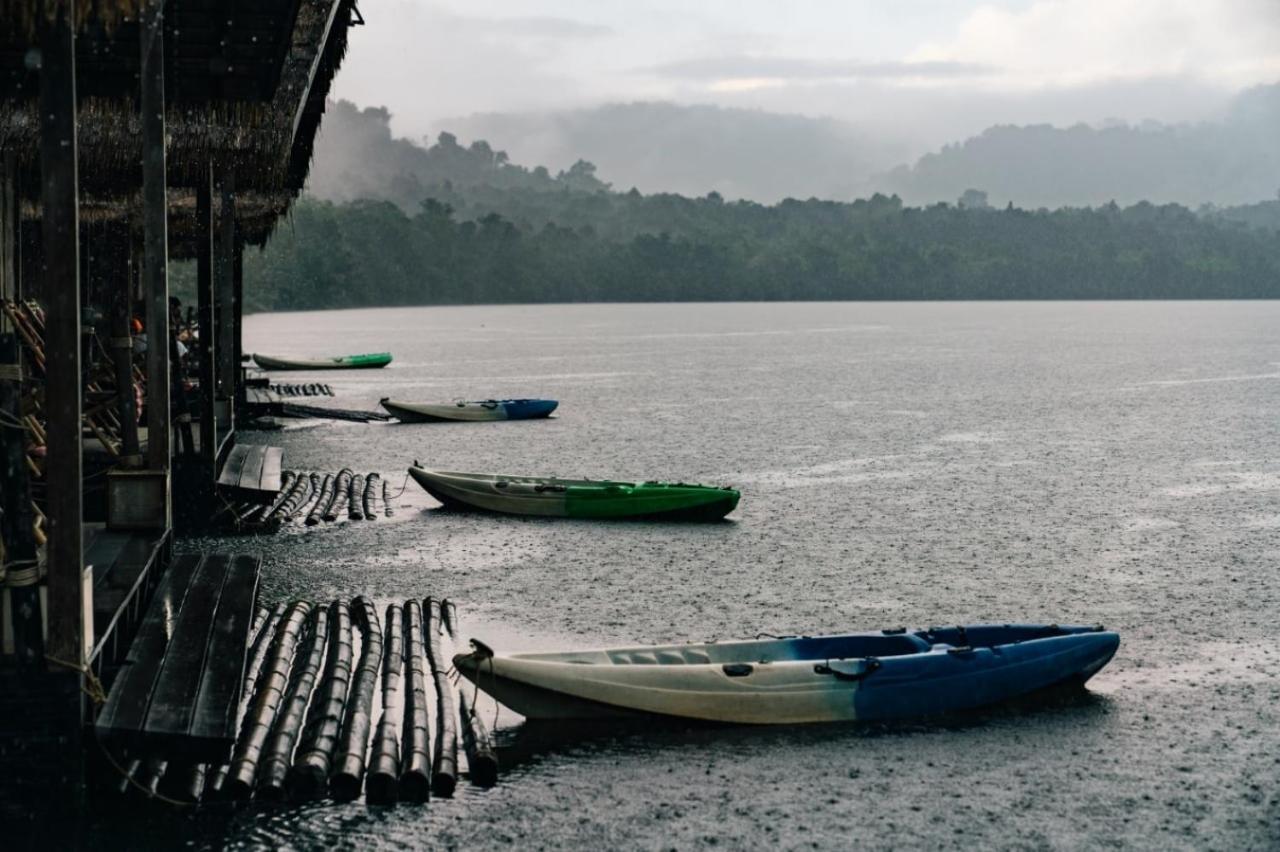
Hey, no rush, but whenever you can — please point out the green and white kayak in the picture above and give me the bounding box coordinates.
[408,466,740,521]
[252,352,392,371]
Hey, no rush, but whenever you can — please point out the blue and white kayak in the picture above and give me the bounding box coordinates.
[452,624,1119,724]
[380,398,558,423]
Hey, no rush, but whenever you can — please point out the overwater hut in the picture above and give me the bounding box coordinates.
[0,0,357,825]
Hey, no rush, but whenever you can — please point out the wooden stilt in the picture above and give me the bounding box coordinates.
[195,165,216,494]
[214,168,236,420]
[40,0,86,672]
[111,230,140,465]
[38,3,87,820]
[140,0,171,489]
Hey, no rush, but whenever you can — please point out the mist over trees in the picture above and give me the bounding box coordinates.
[310,84,1280,212]
[875,83,1280,208]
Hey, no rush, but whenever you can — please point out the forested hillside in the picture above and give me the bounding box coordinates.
[231,191,1280,311]
[874,84,1280,208]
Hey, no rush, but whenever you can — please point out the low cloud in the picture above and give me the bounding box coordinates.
[477,16,614,40]
[647,55,992,83]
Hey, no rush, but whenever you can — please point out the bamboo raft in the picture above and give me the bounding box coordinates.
[270,383,334,397]
[220,469,399,533]
[107,596,498,806]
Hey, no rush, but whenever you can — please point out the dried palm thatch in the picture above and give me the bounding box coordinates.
[0,0,351,249]
[0,0,145,40]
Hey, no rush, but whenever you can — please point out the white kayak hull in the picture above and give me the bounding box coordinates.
[453,625,1120,724]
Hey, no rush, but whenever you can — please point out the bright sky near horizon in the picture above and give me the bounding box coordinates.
[332,0,1280,152]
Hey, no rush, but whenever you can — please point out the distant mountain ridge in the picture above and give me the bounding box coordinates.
[307,87,1280,212]
[871,84,1280,208]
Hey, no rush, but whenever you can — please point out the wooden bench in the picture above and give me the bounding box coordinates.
[216,442,283,501]
[95,553,261,762]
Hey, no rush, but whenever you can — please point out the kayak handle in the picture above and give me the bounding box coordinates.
[814,658,882,682]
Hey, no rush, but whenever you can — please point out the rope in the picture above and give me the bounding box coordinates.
[94,737,195,809]
[3,558,40,586]
[44,654,108,706]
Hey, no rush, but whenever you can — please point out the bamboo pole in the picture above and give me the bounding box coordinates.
[362,472,380,520]
[330,596,382,801]
[398,599,431,802]
[207,603,286,798]
[441,600,498,786]
[365,603,404,804]
[257,605,329,802]
[424,598,458,797]
[324,468,352,522]
[269,470,314,523]
[347,473,365,521]
[287,600,352,800]
[249,469,297,526]
[223,601,311,800]
[305,474,334,527]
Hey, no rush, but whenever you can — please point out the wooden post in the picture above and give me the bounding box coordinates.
[111,228,140,465]
[233,237,244,413]
[214,167,235,425]
[140,0,171,488]
[195,166,216,481]
[40,0,87,674]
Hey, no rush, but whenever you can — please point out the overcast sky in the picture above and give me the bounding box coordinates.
[333,0,1280,153]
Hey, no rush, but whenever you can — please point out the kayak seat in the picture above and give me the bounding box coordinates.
[608,649,713,665]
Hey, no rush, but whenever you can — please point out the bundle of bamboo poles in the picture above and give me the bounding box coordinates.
[113,596,501,807]
[220,468,392,534]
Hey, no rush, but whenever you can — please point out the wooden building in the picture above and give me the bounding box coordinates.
[0,0,356,826]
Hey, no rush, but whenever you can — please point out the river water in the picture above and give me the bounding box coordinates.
[123,302,1278,849]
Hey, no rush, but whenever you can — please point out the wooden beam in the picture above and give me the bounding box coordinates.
[141,0,171,483]
[233,236,244,412]
[195,166,215,478]
[112,229,141,465]
[40,1,87,673]
[214,166,235,418]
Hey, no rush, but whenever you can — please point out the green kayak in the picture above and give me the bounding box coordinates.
[408,467,740,521]
[252,352,392,371]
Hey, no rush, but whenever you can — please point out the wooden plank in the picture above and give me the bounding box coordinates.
[186,554,259,760]
[95,554,201,740]
[216,444,253,489]
[259,447,283,493]
[234,445,267,490]
[142,555,232,757]
[40,2,86,672]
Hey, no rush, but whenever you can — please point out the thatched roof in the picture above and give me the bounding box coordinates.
[0,0,353,251]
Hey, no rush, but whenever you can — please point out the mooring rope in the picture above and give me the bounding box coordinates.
[44,654,108,706]
[94,737,194,809]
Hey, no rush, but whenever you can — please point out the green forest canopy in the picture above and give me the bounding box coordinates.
[173,109,1280,310]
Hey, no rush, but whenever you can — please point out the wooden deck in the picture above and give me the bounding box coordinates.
[96,553,262,762]
[217,444,284,500]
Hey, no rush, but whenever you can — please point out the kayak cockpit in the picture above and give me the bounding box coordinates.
[509,624,1108,667]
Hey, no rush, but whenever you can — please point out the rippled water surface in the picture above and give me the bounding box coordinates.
[119,302,1279,849]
